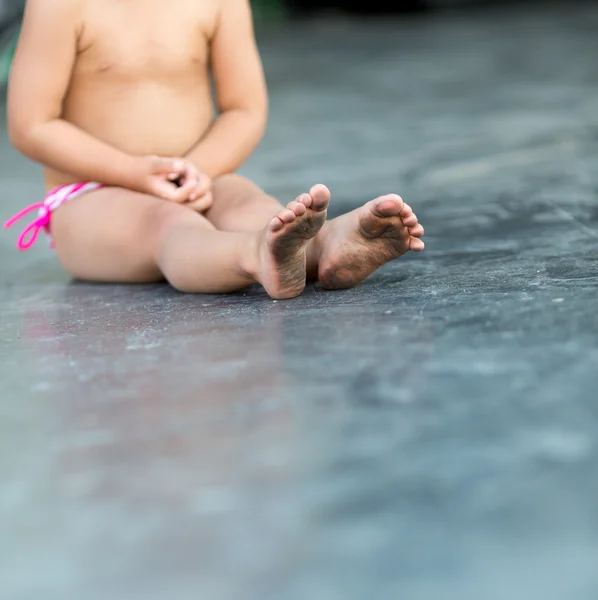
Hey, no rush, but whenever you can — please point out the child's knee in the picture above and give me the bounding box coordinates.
[213,173,251,188]
[212,174,264,205]
[146,201,212,238]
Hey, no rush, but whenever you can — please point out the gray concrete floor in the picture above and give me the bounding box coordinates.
[2,2,598,599]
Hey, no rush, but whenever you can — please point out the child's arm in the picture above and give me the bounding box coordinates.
[185,0,268,178]
[8,0,185,197]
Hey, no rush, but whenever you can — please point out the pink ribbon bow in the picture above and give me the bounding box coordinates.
[4,203,51,251]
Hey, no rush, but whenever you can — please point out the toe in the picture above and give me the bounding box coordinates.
[372,194,404,217]
[278,208,297,224]
[402,214,418,227]
[410,237,425,251]
[309,184,331,211]
[287,201,307,217]
[410,224,424,237]
[295,193,312,208]
[269,216,285,232]
[399,203,414,218]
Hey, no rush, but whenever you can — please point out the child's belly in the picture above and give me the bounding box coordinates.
[45,78,215,191]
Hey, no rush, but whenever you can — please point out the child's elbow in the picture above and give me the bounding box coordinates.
[7,115,40,158]
[252,115,267,145]
[7,98,46,156]
[8,124,29,154]
[7,110,34,154]
[250,103,268,141]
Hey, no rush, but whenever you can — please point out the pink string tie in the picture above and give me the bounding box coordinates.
[4,203,51,251]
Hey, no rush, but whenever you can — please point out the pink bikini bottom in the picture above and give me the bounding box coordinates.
[4,182,104,251]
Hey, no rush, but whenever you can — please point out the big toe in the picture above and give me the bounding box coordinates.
[301,184,331,212]
[371,194,405,217]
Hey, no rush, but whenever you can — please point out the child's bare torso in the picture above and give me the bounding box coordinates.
[48,0,219,190]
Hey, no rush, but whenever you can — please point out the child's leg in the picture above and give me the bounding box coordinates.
[207,174,285,231]
[206,175,425,287]
[50,186,329,298]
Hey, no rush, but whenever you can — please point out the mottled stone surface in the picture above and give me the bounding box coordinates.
[1,2,598,599]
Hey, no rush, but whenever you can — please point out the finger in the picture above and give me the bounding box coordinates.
[175,177,198,202]
[178,164,198,182]
[153,180,192,203]
[187,178,204,202]
[151,156,185,176]
[169,165,196,184]
[160,173,197,201]
[187,185,201,202]
[187,192,213,213]
[189,176,211,201]
[152,181,181,202]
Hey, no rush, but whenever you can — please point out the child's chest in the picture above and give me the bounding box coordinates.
[77,0,219,78]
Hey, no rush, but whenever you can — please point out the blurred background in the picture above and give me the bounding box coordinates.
[0,0,594,84]
[2,1,598,600]
[0,0,593,82]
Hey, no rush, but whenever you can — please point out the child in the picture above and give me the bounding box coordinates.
[4,0,424,299]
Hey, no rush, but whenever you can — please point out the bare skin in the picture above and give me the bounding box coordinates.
[52,184,330,299]
[259,186,330,296]
[207,174,425,288]
[7,0,425,298]
[315,195,425,289]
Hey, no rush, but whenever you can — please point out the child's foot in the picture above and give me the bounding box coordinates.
[316,194,425,289]
[256,185,330,299]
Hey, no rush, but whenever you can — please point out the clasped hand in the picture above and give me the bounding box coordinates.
[139,155,213,213]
